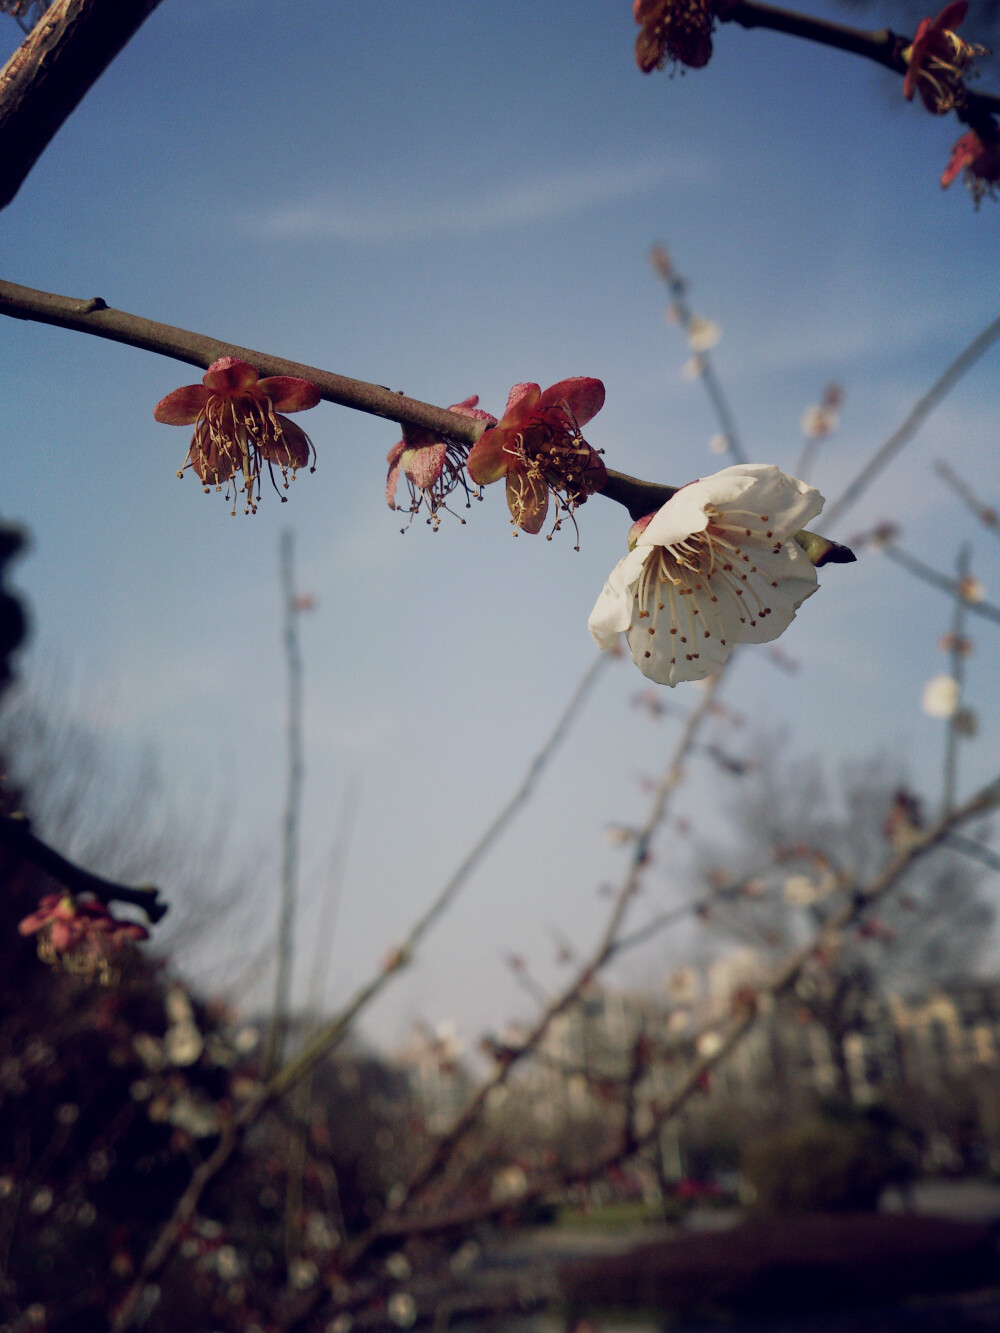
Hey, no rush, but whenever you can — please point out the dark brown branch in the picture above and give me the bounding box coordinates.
[0,278,852,562]
[0,0,165,211]
[722,1,1000,124]
[0,278,488,443]
[724,2,905,69]
[0,812,168,921]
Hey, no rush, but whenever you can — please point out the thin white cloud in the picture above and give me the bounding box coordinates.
[246,154,712,244]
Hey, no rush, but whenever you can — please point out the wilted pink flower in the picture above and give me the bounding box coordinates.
[386,396,496,530]
[155,357,320,514]
[19,894,148,983]
[903,2,986,114]
[466,378,606,542]
[941,128,1000,205]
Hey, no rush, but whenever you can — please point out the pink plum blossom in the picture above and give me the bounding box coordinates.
[154,357,320,514]
[466,378,606,542]
[386,396,496,530]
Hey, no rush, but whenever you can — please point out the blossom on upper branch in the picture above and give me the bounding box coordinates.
[588,464,823,686]
[386,396,496,530]
[466,378,606,542]
[902,1,986,114]
[634,0,718,71]
[154,357,320,514]
[19,893,149,984]
[941,128,1000,205]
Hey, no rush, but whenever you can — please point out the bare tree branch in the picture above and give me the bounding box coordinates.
[110,651,608,1330]
[824,313,1000,530]
[723,2,1000,127]
[0,0,164,211]
[0,811,168,921]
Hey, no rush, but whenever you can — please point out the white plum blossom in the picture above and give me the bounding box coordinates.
[687,316,721,352]
[588,464,824,686]
[922,674,960,719]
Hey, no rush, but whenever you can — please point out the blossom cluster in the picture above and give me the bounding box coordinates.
[387,377,607,543]
[632,0,997,205]
[18,892,149,984]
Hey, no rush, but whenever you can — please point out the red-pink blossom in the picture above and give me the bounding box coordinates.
[19,893,149,982]
[941,128,1000,204]
[634,0,718,72]
[903,2,984,114]
[386,396,496,530]
[466,378,606,542]
[154,357,320,514]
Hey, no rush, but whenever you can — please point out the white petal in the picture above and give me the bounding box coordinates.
[587,547,649,649]
[640,485,713,548]
[626,535,818,687]
[687,316,721,352]
[922,675,959,719]
[642,465,823,552]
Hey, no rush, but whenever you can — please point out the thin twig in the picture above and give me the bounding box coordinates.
[944,832,1000,874]
[112,651,608,1328]
[942,546,969,813]
[265,531,305,1076]
[935,460,1000,540]
[269,650,608,1101]
[649,246,747,464]
[823,314,1000,530]
[337,668,726,1274]
[356,771,1000,1249]
[0,812,168,921]
[880,544,1000,627]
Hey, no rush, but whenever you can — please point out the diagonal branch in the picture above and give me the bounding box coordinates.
[880,543,1000,627]
[109,651,607,1331]
[0,811,168,921]
[357,770,1000,1254]
[0,0,165,211]
[0,278,488,443]
[339,668,727,1270]
[0,279,852,562]
[823,313,1000,530]
[722,2,1000,126]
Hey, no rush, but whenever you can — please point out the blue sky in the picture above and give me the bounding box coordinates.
[2,0,999,1046]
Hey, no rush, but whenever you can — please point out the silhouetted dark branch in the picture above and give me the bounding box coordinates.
[0,812,168,921]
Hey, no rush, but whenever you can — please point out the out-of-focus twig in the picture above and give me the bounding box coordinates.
[334,669,727,1278]
[113,652,608,1329]
[943,546,970,813]
[649,245,747,464]
[936,460,1000,540]
[352,770,1000,1253]
[880,544,1000,627]
[944,832,1000,874]
[823,314,1000,529]
[265,531,305,1076]
[0,812,168,921]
